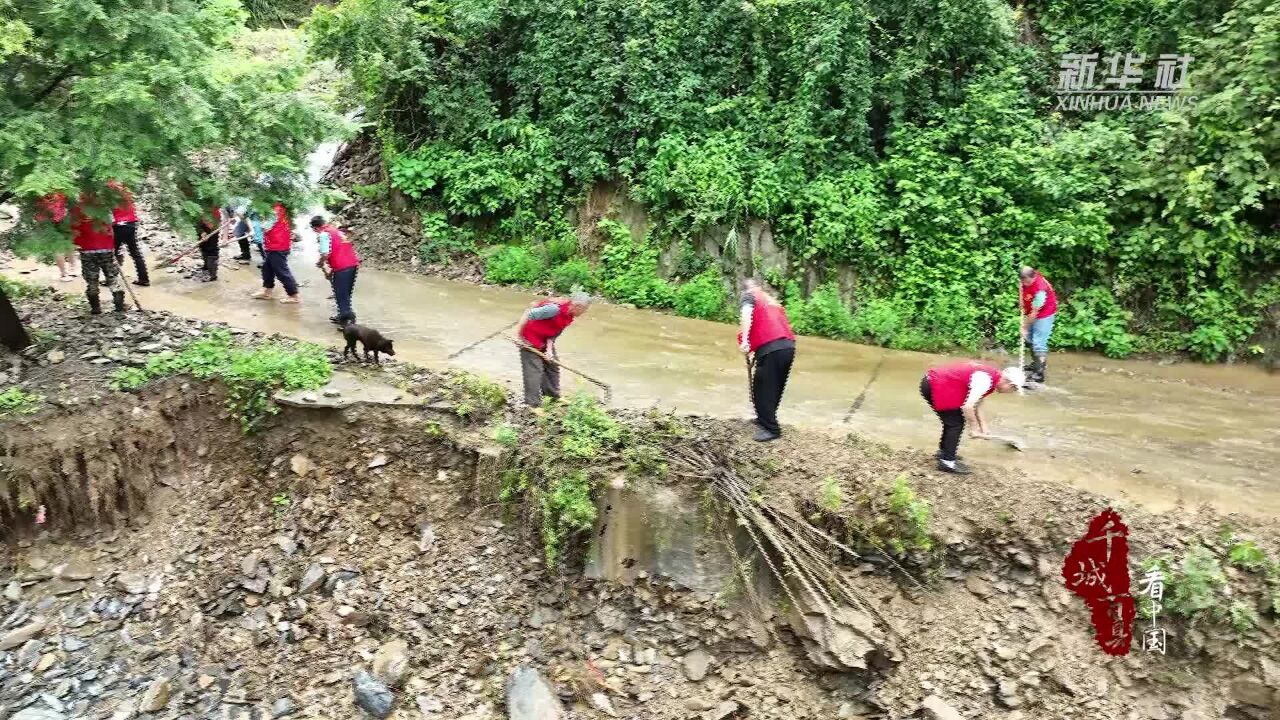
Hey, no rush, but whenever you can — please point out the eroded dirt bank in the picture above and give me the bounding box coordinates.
[1,286,1279,720]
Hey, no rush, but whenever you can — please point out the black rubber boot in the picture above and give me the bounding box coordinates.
[937,459,971,475]
[88,294,102,315]
[112,290,126,312]
[1031,353,1047,384]
[753,428,781,442]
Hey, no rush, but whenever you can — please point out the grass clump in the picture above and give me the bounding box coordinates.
[886,474,933,554]
[819,475,842,512]
[0,387,44,417]
[0,276,50,299]
[109,329,330,433]
[492,422,519,447]
[442,371,507,419]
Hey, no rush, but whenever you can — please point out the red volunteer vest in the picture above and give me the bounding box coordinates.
[1021,273,1058,319]
[521,301,575,350]
[319,224,359,271]
[37,193,68,224]
[738,289,796,351]
[263,204,291,252]
[108,182,138,224]
[926,362,1002,412]
[71,204,116,251]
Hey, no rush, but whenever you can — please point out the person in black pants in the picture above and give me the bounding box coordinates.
[195,208,223,282]
[738,278,797,442]
[919,361,1024,474]
[108,181,150,286]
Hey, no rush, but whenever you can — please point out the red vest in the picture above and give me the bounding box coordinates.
[1021,272,1058,319]
[263,204,291,251]
[926,362,1002,412]
[521,301,575,350]
[738,290,796,350]
[70,204,116,251]
[36,193,68,224]
[108,182,138,224]
[319,224,359,271]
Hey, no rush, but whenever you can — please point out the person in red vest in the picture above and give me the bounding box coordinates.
[106,181,150,286]
[68,194,127,314]
[250,203,300,303]
[920,361,1025,474]
[36,194,78,282]
[515,291,592,408]
[1019,265,1058,383]
[738,278,796,442]
[311,215,361,325]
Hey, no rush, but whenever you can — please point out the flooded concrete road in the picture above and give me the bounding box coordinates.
[9,257,1280,518]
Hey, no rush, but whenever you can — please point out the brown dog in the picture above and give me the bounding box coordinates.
[341,323,396,364]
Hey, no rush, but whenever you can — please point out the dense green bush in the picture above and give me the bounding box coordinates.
[674,268,728,320]
[787,284,856,340]
[484,245,546,285]
[548,258,597,293]
[598,221,675,308]
[312,0,1280,361]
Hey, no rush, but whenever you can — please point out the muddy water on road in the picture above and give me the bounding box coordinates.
[13,259,1280,518]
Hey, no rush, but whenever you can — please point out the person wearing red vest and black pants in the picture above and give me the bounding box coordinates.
[311,215,360,324]
[68,194,127,314]
[738,278,796,442]
[1019,266,1058,384]
[251,203,300,303]
[920,361,1024,474]
[106,181,149,286]
[516,292,592,408]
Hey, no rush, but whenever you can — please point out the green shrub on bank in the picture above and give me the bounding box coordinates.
[598,220,675,308]
[674,268,727,320]
[548,258,597,293]
[0,387,44,417]
[788,283,855,340]
[485,245,546,285]
[110,329,330,433]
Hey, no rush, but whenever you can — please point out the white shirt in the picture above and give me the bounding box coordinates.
[963,371,993,409]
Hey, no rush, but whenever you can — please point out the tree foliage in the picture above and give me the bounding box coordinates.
[311,0,1279,359]
[0,0,344,257]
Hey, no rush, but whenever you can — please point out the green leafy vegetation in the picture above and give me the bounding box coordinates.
[674,268,729,321]
[0,277,49,299]
[109,329,330,433]
[311,0,1280,360]
[886,475,933,554]
[819,476,843,513]
[1138,537,1280,638]
[492,423,519,448]
[442,371,507,420]
[548,258,597,294]
[1,2,343,259]
[484,245,546,285]
[0,387,43,417]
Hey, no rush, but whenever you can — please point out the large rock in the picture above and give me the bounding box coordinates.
[139,677,173,712]
[1230,677,1276,708]
[682,649,712,682]
[0,619,47,650]
[920,695,965,720]
[506,666,562,720]
[299,563,326,594]
[372,638,410,688]
[354,670,395,718]
[11,708,67,720]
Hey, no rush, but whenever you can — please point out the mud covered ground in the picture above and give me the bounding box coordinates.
[2,292,1280,720]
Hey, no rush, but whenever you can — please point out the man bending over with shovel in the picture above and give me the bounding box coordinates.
[920,361,1025,474]
[516,291,591,409]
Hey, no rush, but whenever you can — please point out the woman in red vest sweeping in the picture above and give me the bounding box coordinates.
[738,278,796,442]
[1019,265,1058,384]
[106,180,150,287]
[920,361,1024,474]
[251,203,300,303]
[311,215,360,325]
[515,291,592,408]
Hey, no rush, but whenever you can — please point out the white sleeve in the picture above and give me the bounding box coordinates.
[962,372,993,409]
